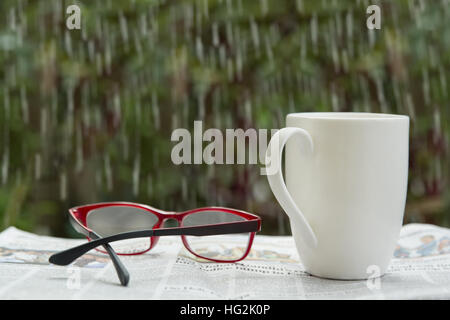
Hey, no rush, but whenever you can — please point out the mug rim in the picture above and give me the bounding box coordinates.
[287,112,409,121]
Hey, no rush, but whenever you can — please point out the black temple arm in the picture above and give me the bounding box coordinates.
[49,220,259,267]
[154,219,259,236]
[90,231,130,286]
[52,215,130,286]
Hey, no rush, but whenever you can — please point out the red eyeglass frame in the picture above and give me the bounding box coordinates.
[68,202,262,263]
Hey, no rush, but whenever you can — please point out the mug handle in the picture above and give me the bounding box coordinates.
[265,127,318,248]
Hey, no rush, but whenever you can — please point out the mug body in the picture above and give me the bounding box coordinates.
[286,112,409,279]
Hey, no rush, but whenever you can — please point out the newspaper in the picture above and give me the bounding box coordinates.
[0,223,449,299]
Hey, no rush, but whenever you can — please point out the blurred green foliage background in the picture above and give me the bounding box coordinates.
[0,0,449,237]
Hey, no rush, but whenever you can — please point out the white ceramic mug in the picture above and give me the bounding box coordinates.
[266,112,409,279]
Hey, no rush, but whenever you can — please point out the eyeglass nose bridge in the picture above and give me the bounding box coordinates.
[158,211,183,221]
